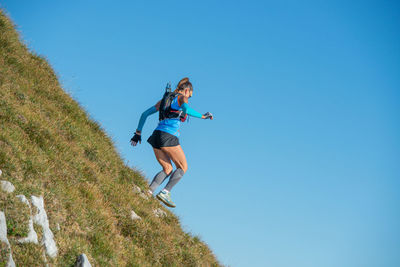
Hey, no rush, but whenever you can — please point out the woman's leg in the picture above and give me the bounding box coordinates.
[149,148,173,192]
[161,145,187,172]
[160,145,188,191]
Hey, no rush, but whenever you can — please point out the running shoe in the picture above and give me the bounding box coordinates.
[156,189,176,208]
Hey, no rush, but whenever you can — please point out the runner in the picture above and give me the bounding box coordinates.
[130,77,213,207]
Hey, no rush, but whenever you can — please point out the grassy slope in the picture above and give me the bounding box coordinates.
[0,10,221,267]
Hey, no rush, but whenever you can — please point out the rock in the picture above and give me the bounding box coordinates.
[0,211,10,246]
[31,196,58,258]
[0,211,16,267]
[132,185,141,194]
[16,195,29,205]
[133,185,149,199]
[7,253,16,267]
[16,195,38,244]
[75,253,92,267]
[0,180,15,193]
[0,169,2,176]
[153,208,167,218]
[130,210,141,220]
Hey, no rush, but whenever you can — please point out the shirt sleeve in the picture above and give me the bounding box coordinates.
[136,106,157,131]
[181,103,202,118]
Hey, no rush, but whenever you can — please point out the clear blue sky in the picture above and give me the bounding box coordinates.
[2,1,399,266]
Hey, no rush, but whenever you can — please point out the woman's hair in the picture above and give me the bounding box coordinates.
[175,77,193,92]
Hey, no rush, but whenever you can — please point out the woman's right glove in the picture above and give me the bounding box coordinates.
[130,133,142,146]
[203,112,213,120]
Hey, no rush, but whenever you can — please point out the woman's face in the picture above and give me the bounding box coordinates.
[183,88,193,99]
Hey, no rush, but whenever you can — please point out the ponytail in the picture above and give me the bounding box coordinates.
[174,77,193,93]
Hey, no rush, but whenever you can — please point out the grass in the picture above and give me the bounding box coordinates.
[0,9,221,267]
[1,196,30,238]
[0,242,9,267]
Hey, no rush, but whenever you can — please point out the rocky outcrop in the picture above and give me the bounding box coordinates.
[0,180,141,265]
[31,195,58,258]
[1,180,15,193]
[130,210,141,220]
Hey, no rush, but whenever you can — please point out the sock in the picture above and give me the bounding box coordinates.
[149,170,171,192]
[164,168,185,192]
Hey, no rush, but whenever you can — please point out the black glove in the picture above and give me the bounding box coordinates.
[130,133,142,146]
[203,112,213,120]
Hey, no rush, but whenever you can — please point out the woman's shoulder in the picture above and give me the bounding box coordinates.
[176,94,188,107]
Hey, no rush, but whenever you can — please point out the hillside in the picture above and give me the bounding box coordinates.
[0,10,221,266]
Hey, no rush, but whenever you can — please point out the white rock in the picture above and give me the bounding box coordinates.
[132,185,142,194]
[153,208,167,218]
[16,195,38,244]
[0,211,16,267]
[7,253,16,267]
[31,196,58,258]
[0,211,10,246]
[0,180,15,193]
[0,169,2,176]
[75,253,92,267]
[130,210,141,220]
[16,195,29,205]
[133,185,149,199]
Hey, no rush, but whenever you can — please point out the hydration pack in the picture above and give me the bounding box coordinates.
[159,82,187,122]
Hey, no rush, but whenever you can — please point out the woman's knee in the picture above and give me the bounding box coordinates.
[178,163,188,173]
[163,164,173,175]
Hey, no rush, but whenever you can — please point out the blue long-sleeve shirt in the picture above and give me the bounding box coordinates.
[136,96,202,137]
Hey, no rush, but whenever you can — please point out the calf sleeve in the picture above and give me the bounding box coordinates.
[164,168,185,192]
[149,170,171,192]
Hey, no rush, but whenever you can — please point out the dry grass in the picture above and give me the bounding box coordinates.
[0,9,221,266]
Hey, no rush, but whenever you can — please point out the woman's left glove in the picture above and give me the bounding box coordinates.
[130,133,142,146]
[203,112,213,120]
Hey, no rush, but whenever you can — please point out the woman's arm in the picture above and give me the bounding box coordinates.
[136,102,159,134]
[131,101,161,146]
[178,95,212,119]
[181,103,203,118]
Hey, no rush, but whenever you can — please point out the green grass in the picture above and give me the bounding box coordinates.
[2,196,30,238]
[0,9,221,267]
[10,243,46,267]
[0,242,9,267]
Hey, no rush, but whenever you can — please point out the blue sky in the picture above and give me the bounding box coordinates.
[2,1,399,266]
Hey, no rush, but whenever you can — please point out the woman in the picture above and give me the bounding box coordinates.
[130,78,213,208]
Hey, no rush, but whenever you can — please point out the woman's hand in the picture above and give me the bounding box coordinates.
[130,131,142,146]
[202,112,213,120]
